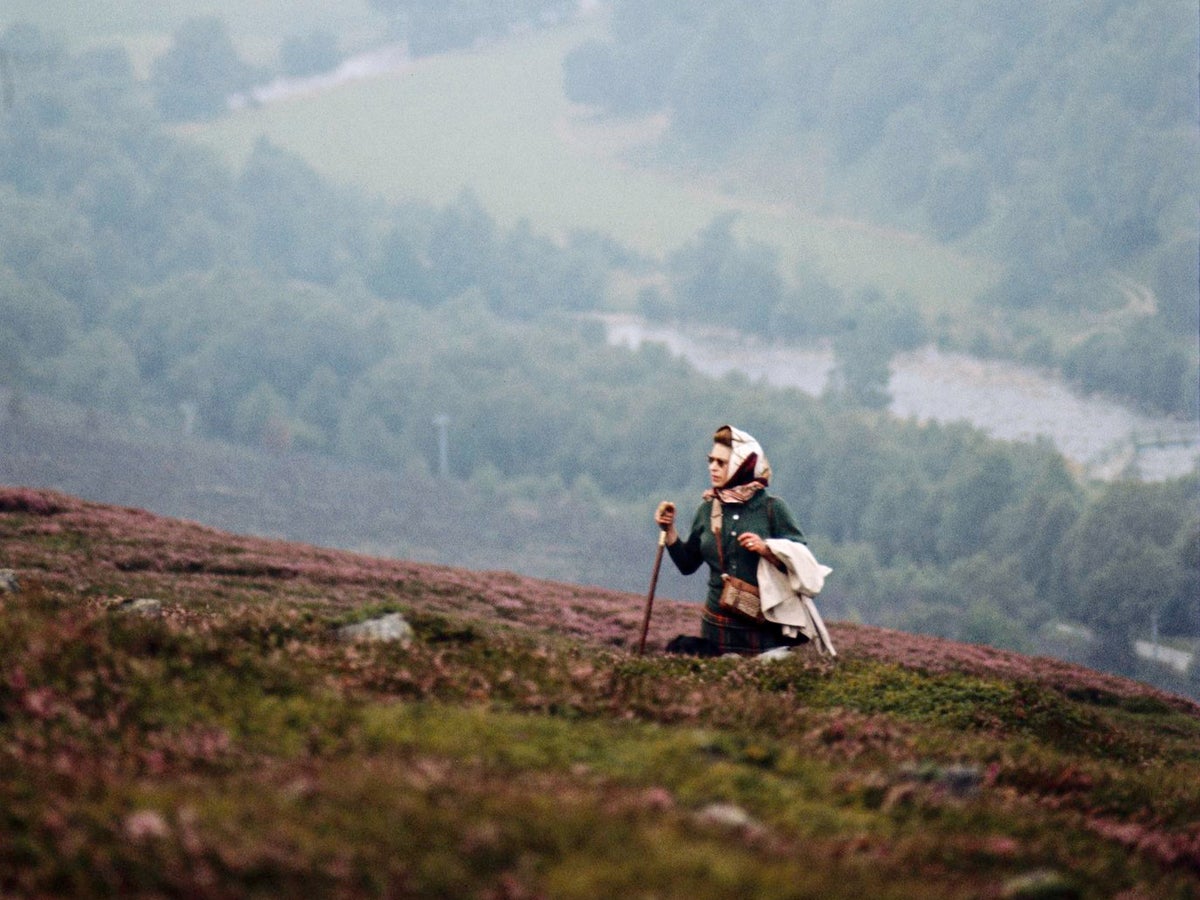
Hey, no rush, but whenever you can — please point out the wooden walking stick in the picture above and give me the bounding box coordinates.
[637,517,670,656]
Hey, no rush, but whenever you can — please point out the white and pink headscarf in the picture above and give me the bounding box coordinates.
[703,425,772,537]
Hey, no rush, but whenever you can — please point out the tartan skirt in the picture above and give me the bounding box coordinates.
[700,606,808,655]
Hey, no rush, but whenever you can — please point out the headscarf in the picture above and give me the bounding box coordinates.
[716,425,771,493]
[703,425,772,542]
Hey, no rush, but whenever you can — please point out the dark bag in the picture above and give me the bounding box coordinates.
[665,634,720,657]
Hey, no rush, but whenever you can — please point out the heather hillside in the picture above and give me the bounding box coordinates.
[2,486,1198,898]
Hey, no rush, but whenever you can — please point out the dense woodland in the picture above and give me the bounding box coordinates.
[0,12,1196,696]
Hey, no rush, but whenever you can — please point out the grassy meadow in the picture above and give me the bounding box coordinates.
[2,4,997,316]
[2,486,1199,897]
[186,19,996,315]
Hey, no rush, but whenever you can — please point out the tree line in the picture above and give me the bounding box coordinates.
[0,24,1196,695]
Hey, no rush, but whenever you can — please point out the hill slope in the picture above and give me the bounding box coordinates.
[2,487,1198,898]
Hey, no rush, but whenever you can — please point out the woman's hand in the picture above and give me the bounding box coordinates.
[655,501,678,545]
[738,532,779,564]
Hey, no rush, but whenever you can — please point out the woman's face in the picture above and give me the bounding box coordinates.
[707,443,731,488]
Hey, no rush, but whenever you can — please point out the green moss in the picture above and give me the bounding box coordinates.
[406,611,483,645]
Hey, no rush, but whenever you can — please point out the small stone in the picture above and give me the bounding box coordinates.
[940,763,984,797]
[640,787,675,811]
[337,612,414,646]
[900,761,985,798]
[114,598,164,617]
[125,809,170,842]
[756,646,793,662]
[695,802,756,830]
[1001,869,1079,899]
[0,569,18,593]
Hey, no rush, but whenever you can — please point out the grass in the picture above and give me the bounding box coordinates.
[180,19,996,315]
[5,5,996,318]
[2,486,1199,897]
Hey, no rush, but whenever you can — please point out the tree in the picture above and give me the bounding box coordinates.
[771,264,845,338]
[295,366,344,452]
[1063,319,1195,416]
[279,30,340,78]
[945,552,1042,650]
[860,469,938,564]
[237,138,352,284]
[53,328,140,414]
[370,224,435,304]
[0,265,79,382]
[668,18,768,152]
[825,288,926,410]
[233,381,290,448]
[925,159,990,241]
[1154,236,1200,336]
[562,39,622,109]
[993,447,1082,595]
[825,35,924,164]
[932,447,1016,562]
[667,213,782,334]
[488,221,605,319]
[826,335,892,410]
[151,17,260,121]
[1161,518,1200,635]
[877,104,937,208]
[1055,478,1197,671]
[426,191,498,300]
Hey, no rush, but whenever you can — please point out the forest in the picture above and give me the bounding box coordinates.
[0,6,1196,697]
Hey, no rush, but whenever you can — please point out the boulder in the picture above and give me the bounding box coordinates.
[0,569,18,593]
[695,802,759,832]
[112,597,165,617]
[336,612,414,646]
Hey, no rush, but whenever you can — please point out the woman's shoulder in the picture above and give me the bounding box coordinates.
[749,489,776,509]
[761,492,805,539]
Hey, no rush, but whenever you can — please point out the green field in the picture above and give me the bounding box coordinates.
[4,6,996,313]
[183,21,996,314]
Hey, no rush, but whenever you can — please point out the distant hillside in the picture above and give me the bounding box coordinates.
[2,486,1197,897]
[0,392,678,598]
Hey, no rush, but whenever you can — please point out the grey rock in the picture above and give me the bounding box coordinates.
[695,802,757,831]
[113,597,164,617]
[337,612,414,646]
[756,646,793,662]
[1001,869,1079,899]
[0,569,18,593]
[901,761,985,798]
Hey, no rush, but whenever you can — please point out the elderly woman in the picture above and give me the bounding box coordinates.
[655,424,813,656]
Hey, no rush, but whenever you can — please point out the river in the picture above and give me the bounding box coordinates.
[601,315,1200,482]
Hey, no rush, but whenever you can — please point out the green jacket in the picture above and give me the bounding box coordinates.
[666,491,806,612]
